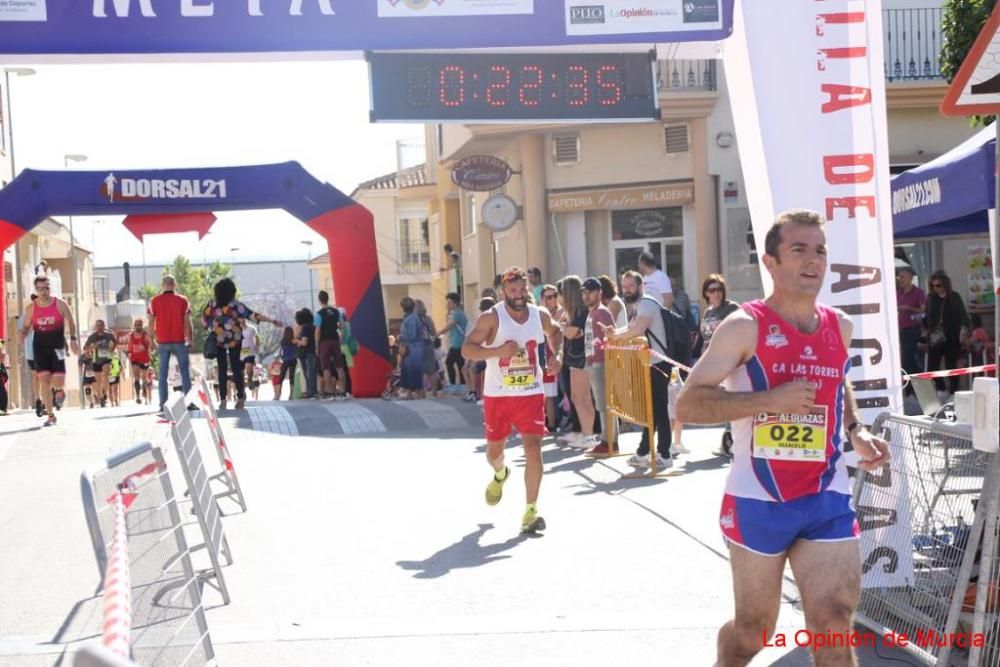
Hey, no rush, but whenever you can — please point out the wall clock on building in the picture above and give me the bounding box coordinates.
[482,193,519,232]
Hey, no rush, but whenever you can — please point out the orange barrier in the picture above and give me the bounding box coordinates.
[601,337,673,478]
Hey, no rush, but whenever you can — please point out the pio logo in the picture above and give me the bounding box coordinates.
[569,5,605,24]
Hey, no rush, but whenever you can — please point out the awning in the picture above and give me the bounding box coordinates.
[891,124,995,238]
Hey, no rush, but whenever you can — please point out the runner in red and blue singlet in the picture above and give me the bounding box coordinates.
[677,209,891,666]
[19,275,81,426]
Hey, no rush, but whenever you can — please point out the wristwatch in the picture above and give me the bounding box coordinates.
[846,421,864,436]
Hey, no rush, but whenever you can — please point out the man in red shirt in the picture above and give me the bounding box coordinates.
[147,274,193,412]
[127,318,153,404]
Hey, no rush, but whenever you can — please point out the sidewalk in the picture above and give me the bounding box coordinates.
[0,401,921,666]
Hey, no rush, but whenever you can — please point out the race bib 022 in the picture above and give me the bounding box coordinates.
[752,406,828,462]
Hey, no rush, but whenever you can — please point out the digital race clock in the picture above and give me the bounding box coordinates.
[367,51,659,122]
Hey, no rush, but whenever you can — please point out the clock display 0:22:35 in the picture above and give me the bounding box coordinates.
[368,52,658,121]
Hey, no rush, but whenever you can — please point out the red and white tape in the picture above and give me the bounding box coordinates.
[903,364,996,381]
[102,493,132,660]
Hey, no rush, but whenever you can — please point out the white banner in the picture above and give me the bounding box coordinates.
[726,0,902,420]
[726,1,909,585]
[378,0,533,18]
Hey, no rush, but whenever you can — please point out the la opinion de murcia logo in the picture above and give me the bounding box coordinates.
[92,0,335,18]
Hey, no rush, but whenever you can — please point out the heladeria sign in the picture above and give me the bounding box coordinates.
[0,1,732,57]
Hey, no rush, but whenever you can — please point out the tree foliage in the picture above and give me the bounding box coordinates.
[941,0,998,124]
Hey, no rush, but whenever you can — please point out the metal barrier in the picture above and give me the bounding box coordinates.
[186,377,248,513]
[602,337,672,478]
[74,643,139,667]
[80,443,215,666]
[165,393,233,605]
[853,413,999,665]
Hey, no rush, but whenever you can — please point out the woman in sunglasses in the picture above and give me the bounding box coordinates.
[696,274,741,458]
[926,270,971,394]
[696,274,740,358]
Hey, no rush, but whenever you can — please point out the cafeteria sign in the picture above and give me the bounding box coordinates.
[451,156,514,192]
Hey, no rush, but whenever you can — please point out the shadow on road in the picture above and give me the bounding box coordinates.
[92,410,158,420]
[677,456,730,473]
[0,424,44,436]
[396,523,530,579]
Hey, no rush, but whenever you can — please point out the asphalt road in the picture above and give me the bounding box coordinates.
[0,398,920,666]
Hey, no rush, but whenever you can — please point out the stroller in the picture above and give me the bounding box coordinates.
[382,367,402,400]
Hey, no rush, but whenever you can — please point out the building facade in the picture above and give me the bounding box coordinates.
[417,3,990,333]
[309,164,445,333]
[426,57,751,309]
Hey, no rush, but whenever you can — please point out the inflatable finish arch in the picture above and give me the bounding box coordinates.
[0,162,391,398]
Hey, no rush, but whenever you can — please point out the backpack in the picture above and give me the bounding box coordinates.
[318,306,340,339]
[673,301,698,334]
[342,321,360,356]
[641,296,692,373]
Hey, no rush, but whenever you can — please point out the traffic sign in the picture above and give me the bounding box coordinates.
[941,3,1000,116]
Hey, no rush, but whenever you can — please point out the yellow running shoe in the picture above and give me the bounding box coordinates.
[521,506,546,533]
[485,466,509,506]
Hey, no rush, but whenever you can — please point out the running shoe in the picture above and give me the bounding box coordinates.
[485,466,509,506]
[235,398,246,409]
[570,434,600,450]
[675,442,691,454]
[220,399,228,411]
[669,445,680,458]
[53,390,65,410]
[35,399,44,417]
[653,455,673,470]
[585,442,618,456]
[627,453,650,467]
[557,432,583,446]
[43,413,57,427]
[521,506,546,533]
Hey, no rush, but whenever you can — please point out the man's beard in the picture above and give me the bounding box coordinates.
[622,292,639,304]
[505,296,528,311]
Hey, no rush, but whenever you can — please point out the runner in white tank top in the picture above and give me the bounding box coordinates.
[462,267,563,534]
[482,302,545,397]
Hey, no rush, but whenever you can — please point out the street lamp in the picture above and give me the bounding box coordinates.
[4,67,36,409]
[301,240,314,310]
[64,153,88,332]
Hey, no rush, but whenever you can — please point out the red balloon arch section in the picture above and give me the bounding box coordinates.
[0,162,391,398]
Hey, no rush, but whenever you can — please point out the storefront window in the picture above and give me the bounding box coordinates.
[611,207,682,240]
[610,208,685,287]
